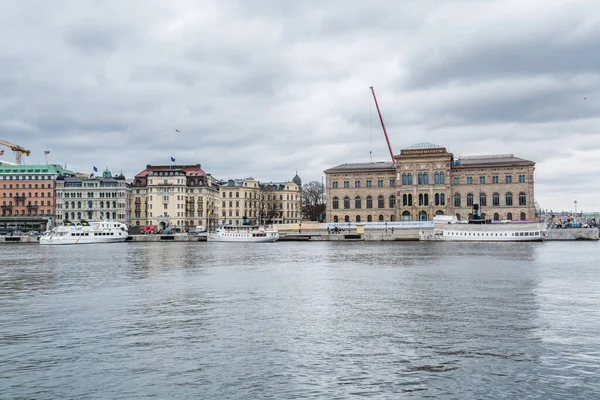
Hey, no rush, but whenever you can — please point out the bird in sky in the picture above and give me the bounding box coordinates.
[175,129,180,132]
[583,97,587,100]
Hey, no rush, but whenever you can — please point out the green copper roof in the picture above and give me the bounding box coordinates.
[404,142,444,149]
[0,163,75,176]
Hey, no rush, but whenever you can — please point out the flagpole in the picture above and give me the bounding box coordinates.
[44,153,48,165]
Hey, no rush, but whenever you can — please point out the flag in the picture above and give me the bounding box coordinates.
[44,150,50,155]
[0,150,4,156]
[170,157,176,162]
[93,166,98,172]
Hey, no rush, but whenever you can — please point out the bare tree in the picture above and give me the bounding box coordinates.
[302,180,325,221]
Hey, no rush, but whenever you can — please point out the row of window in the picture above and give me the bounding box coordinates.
[1,209,52,216]
[332,214,394,223]
[453,174,526,185]
[2,192,52,198]
[332,195,396,210]
[401,172,446,185]
[333,179,396,189]
[402,193,446,206]
[2,200,51,206]
[62,201,121,209]
[0,175,53,180]
[2,183,50,189]
[454,192,527,207]
[59,211,119,220]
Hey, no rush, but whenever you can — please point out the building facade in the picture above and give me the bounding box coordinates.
[131,164,219,230]
[54,168,131,224]
[219,175,302,226]
[325,142,536,223]
[0,163,74,231]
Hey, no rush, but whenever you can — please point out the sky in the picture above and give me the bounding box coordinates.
[1,0,599,212]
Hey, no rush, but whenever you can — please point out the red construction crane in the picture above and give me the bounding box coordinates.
[369,86,395,164]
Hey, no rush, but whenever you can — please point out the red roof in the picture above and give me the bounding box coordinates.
[134,164,207,179]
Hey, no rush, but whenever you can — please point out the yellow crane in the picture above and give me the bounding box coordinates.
[0,139,31,165]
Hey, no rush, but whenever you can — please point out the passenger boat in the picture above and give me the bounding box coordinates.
[419,213,546,242]
[207,225,279,242]
[39,220,129,245]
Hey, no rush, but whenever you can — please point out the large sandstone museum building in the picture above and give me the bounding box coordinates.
[324,142,536,223]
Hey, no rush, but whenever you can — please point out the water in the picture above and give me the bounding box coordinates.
[1,241,599,399]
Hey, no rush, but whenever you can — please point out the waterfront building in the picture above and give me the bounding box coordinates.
[0,163,74,231]
[131,164,219,231]
[218,174,302,226]
[324,142,536,223]
[54,168,131,224]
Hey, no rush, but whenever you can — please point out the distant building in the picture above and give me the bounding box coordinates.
[131,164,219,230]
[0,163,74,231]
[219,175,302,226]
[324,142,536,223]
[54,168,131,224]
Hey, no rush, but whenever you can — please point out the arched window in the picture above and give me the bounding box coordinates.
[466,193,473,207]
[332,197,339,209]
[402,174,407,185]
[435,193,440,206]
[367,215,372,222]
[390,215,395,221]
[344,215,350,222]
[424,193,429,206]
[356,215,361,222]
[88,201,92,208]
[407,174,413,185]
[77,212,81,219]
[378,215,384,222]
[423,173,429,184]
[408,194,413,206]
[419,193,423,206]
[366,196,373,209]
[71,201,75,209]
[402,211,411,221]
[519,192,527,206]
[480,192,486,207]
[403,194,408,206]
[113,201,117,208]
[65,202,69,209]
[71,212,75,219]
[506,192,513,206]
[343,196,350,209]
[389,195,396,208]
[440,172,445,184]
[418,211,428,221]
[378,195,384,208]
[100,201,104,209]
[493,192,500,206]
[493,213,499,221]
[435,210,444,215]
[507,212,513,220]
[434,172,439,184]
[77,201,81,208]
[418,172,423,185]
[440,193,445,206]
[355,196,361,209]
[454,193,461,207]
[520,212,526,221]
[333,216,338,223]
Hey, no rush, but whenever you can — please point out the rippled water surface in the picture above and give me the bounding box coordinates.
[1,241,599,399]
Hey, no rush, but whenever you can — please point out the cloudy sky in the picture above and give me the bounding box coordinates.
[1,0,599,211]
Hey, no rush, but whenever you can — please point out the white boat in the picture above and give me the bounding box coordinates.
[39,220,129,245]
[419,215,546,242]
[207,225,279,242]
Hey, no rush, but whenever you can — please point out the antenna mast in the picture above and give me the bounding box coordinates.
[369,86,395,164]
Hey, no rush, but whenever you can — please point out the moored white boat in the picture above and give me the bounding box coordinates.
[419,215,546,242]
[207,225,279,242]
[39,220,129,245]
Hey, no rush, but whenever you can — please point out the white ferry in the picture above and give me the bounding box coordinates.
[419,215,546,242]
[39,220,129,245]
[207,225,279,242]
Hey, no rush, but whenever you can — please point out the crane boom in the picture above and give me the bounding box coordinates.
[369,86,395,164]
[0,139,31,165]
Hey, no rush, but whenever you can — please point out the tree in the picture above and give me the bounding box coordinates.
[302,180,325,221]
[259,185,281,224]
